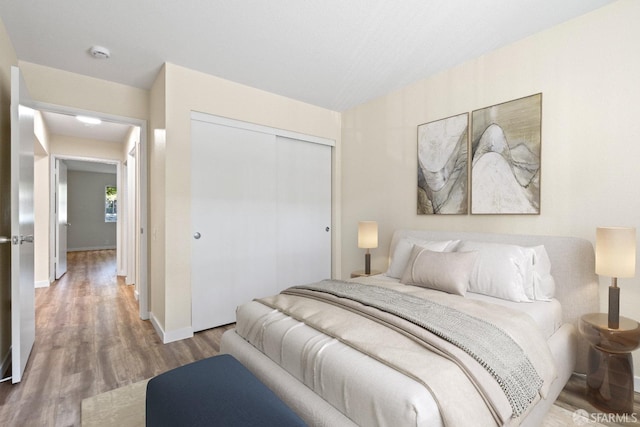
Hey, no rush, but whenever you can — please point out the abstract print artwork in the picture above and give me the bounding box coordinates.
[417,113,468,214]
[471,94,541,214]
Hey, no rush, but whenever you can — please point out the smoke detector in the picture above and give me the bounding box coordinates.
[89,45,111,59]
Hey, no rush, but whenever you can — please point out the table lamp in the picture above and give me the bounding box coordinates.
[358,221,378,275]
[595,226,636,329]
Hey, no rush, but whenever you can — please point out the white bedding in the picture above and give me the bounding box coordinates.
[359,274,563,339]
[237,300,444,427]
[235,276,563,427]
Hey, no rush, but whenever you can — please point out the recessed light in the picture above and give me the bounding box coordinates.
[76,115,102,125]
[89,45,110,59]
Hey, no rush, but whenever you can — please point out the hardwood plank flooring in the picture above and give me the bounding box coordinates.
[0,250,233,427]
[0,249,637,426]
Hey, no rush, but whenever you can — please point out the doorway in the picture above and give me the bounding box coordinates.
[33,102,149,320]
[52,157,119,279]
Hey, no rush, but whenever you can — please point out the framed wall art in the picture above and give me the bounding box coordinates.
[417,112,468,214]
[470,93,542,214]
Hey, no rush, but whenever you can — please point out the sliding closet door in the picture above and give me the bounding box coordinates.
[191,121,278,331]
[191,115,333,332]
[276,136,331,286]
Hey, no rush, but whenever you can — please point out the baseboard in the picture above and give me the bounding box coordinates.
[149,312,164,341]
[0,347,11,380]
[35,280,50,288]
[68,246,116,252]
[149,312,193,344]
[635,375,639,393]
[134,289,139,301]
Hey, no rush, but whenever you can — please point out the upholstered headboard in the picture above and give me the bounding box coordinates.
[390,229,600,373]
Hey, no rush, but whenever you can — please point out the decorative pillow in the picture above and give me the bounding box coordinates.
[531,245,556,301]
[386,238,459,278]
[457,240,535,302]
[400,246,477,296]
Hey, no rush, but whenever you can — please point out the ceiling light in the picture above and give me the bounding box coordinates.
[89,45,110,59]
[76,115,102,125]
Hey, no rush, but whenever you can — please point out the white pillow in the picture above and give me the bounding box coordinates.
[457,240,534,302]
[531,245,556,301]
[400,247,477,296]
[386,238,460,278]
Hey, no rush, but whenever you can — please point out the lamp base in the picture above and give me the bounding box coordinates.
[608,285,620,329]
[364,252,371,275]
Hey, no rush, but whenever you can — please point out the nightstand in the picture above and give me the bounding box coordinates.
[350,269,382,278]
[578,313,640,414]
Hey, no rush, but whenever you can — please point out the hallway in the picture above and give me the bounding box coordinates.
[0,250,232,426]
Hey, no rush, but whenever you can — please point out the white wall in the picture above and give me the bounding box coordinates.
[66,170,117,251]
[341,0,640,376]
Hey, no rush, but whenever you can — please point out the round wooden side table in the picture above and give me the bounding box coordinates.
[578,313,640,414]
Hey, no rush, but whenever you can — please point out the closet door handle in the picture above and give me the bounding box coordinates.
[193,232,202,240]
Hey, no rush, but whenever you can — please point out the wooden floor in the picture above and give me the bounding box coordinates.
[0,250,637,426]
[0,250,233,427]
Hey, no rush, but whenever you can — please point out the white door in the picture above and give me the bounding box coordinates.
[55,159,68,279]
[190,117,332,332]
[9,66,35,384]
[191,121,278,331]
[276,136,331,286]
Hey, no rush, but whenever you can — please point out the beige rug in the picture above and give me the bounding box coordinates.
[81,379,606,427]
[81,379,150,427]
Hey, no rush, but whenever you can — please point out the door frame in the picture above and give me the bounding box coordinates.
[51,155,121,276]
[53,158,68,280]
[37,101,149,320]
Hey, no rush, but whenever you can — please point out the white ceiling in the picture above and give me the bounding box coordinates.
[41,111,133,143]
[64,159,117,174]
[0,0,615,112]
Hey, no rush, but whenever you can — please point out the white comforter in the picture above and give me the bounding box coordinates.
[236,276,560,426]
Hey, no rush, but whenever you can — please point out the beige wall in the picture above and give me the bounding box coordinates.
[341,0,640,376]
[50,134,124,162]
[149,66,166,331]
[19,62,148,121]
[0,16,18,371]
[150,63,341,339]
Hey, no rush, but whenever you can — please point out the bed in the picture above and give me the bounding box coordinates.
[220,229,599,426]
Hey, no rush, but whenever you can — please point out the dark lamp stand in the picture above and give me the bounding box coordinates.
[608,277,620,329]
[364,249,371,275]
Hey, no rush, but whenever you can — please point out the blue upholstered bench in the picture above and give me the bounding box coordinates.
[146,354,306,426]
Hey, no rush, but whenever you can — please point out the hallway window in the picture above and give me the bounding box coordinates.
[105,185,117,222]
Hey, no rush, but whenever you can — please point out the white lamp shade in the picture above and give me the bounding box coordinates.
[358,221,378,249]
[596,227,636,278]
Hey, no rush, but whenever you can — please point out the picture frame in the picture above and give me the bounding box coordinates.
[417,112,469,214]
[470,93,542,214]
